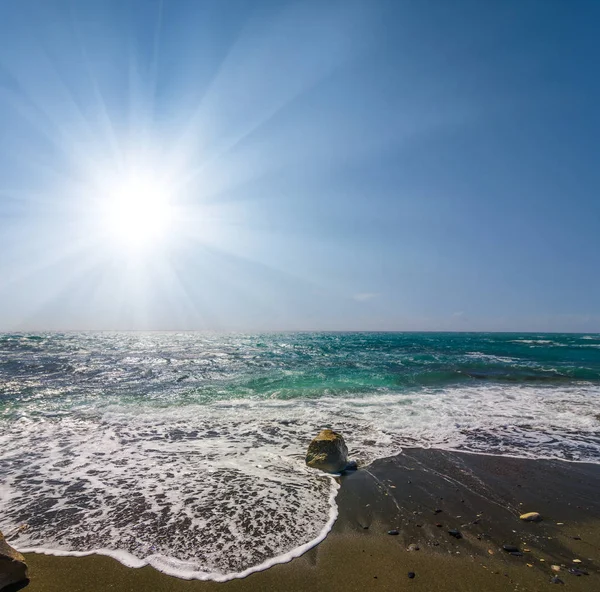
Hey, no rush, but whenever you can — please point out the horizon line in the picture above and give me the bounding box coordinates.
[1,329,598,335]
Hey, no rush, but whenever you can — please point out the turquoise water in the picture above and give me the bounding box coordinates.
[2,331,599,409]
[1,331,599,579]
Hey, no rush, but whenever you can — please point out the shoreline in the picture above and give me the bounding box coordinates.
[17,449,600,591]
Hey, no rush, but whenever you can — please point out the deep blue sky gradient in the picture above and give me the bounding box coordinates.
[0,0,599,331]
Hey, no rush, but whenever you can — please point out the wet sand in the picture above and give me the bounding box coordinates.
[19,449,600,591]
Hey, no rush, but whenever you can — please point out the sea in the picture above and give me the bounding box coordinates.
[1,332,599,580]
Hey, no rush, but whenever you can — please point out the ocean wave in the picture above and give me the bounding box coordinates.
[510,339,558,345]
[464,352,518,364]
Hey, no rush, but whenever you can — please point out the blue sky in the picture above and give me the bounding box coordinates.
[0,0,599,332]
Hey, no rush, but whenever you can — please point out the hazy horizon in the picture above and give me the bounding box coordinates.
[1,0,599,333]
[2,327,599,335]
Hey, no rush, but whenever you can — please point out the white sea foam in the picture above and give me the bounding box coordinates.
[17,479,340,582]
[0,402,344,581]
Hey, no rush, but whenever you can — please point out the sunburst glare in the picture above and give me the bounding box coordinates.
[0,0,372,330]
[98,169,174,249]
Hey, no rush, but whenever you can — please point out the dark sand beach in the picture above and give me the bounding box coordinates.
[19,449,600,591]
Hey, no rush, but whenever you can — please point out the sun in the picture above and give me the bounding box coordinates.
[100,171,174,249]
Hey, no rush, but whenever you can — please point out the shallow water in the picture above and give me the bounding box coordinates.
[1,332,599,579]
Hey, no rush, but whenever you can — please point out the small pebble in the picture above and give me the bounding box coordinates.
[502,545,519,553]
[408,572,415,579]
[551,565,561,572]
[550,575,564,584]
[568,568,589,576]
[573,536,582,540]
[510,551,524,557]
[434,508,442,514]
[435,523,443,528]
[448,529,462,539]
[387,529,399,536]
[407,544,420,552]
[519,512,542,522]
[573,559,582,563]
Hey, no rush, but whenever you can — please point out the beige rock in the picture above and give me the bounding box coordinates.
[519,512,542,522]
[305,429,348,473]
[0,531,28,590]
